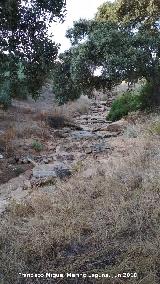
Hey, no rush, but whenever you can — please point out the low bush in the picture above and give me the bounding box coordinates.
[139,81,155,110]
[108,82,160,121]
[123,124,140,138]
[107,91,141,121]
[0,80,12,109]
[47,115,68,129]
[32,140,43,152]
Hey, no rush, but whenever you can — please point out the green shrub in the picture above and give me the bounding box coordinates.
[139,82,155,110]
[107,81,160,122]
[0,80,12,109]
[32,140,43,152]
[107,91,141,121]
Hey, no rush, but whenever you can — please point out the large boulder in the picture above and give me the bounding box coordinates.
[33,163,71,179]
[98,119,128,133]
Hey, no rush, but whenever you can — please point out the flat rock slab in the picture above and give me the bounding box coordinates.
[33,163,71,179]
[71,130,97,140]
[97,131,121,138]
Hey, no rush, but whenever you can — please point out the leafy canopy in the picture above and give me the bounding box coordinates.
[52,0,160,105]
[95,1,119,23]
[117,0,160,28]
[0,0,66,107]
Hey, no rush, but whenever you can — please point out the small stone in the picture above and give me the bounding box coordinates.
[54,164,71,179]
[0,199,9,214]
[102,132,120,138]
[56,145,66,153]
[82,167,98,178]
[14,156,20,163]
[56,152,74,162]
[0,154,3,159]
[90,143,111,153]
[43,158,49,164]
[85,148,92,154]
[23,146,28,151]
[8,157,16,164]
[23,180,32,190]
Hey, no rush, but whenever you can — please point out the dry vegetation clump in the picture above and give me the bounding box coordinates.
[52,95,91,118]
[124,112,160,138]
[0,126,17,155]
[0,136,160,283]
[0,108,50,155]
[0,120,48,155]
[93,90,113,101]
[14,109,51,140]
[14,120,49,140]
[45,96,91,129]
[46,107,71,129]
[70,95,91,115]
[147,115,160,136]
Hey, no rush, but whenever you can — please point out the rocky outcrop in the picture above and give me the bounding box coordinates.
[47,116,83,130]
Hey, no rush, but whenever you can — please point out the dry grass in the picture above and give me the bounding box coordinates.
[0,126,17,155]
[124,112,160,138]
[51,95,91,118]
[0,119,48,156]
[47,95,91,119]
[66,95,91,115]
[40,95,91,129]
[0,107,50,156]
[0,95,90,146]
[93,90,113,101]
[0,127,160,283]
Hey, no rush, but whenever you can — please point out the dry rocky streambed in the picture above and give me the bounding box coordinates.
[0,97,127,214]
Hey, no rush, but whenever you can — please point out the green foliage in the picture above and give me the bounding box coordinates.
[52,0,160,106]
[0,0,66,108]
[107,91,141,121]
[52,45,102,104]
[108,81,160,122]
[0,80,12,109]
[139,82,155,110]
[32,140,43,152]
[52,51,81,105]
[54,20,132,103]
[108,79,160,122]
[66,19,90,45]
[95,1,119,22]
[117,0,160,28]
